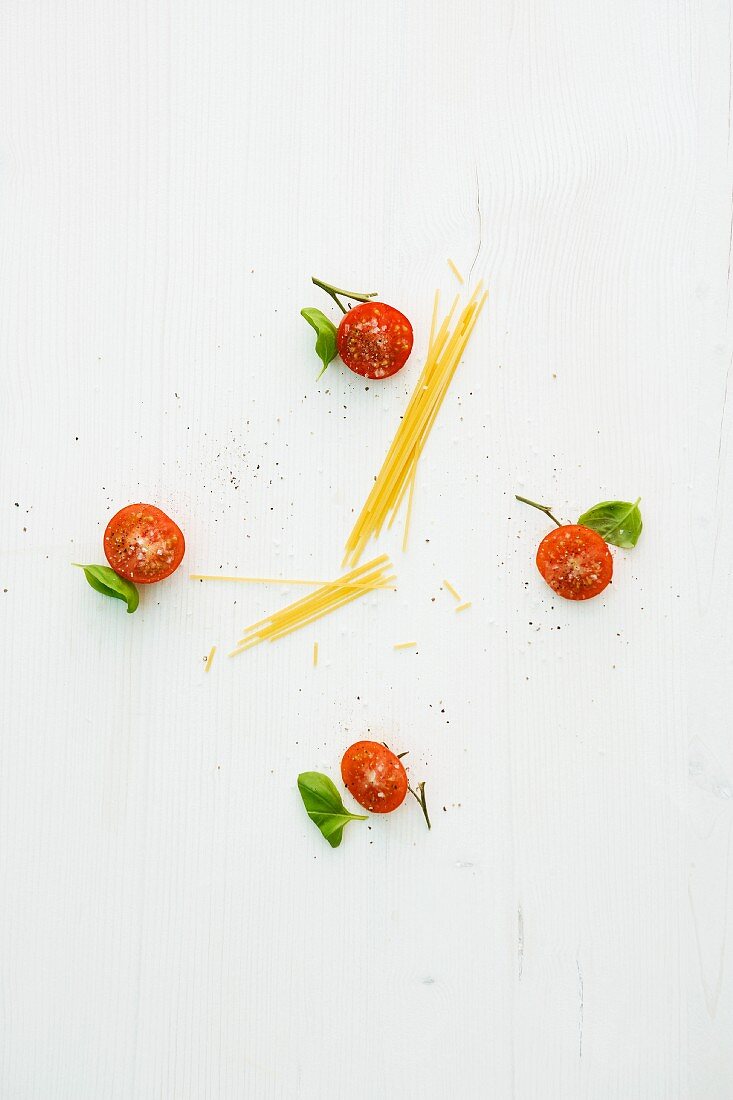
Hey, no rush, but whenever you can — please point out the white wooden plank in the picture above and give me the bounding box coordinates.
[0,1,729,1097]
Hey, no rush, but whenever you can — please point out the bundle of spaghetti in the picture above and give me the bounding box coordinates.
[229,555,395,656]
[344,282,488,566]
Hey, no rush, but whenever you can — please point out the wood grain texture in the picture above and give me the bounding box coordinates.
[0,1,729,1097]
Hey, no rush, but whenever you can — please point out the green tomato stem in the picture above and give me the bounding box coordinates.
[312,276,378,314]
[515,494,563,527]
[408,781,431,830]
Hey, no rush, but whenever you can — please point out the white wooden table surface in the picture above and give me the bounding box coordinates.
[1,2,731,1097]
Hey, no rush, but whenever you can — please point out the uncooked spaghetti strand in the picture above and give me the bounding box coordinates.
[402,465,417,552]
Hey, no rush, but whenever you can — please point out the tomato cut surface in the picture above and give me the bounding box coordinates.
[104,504,185,584]
[337,302,413,379]
[340,740,408,813]
[535,524,613,601]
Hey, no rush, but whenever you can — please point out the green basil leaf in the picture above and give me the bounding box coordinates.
[301,308,338,379]
[577,498,642,549]
[74,563,139,613]
[297,771,367,848]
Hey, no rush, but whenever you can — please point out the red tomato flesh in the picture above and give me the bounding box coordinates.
[337,301,413,379]
[104,503,185,584]
[535,524,613,601]
[341,741,408,813]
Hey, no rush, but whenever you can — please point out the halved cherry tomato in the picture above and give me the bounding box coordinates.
[341,740,408,813]
[535,524,613,601]
[337,302,413,379]
[104,504,185,584]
